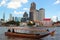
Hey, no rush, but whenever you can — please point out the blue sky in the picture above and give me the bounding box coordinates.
[0,0,60,20]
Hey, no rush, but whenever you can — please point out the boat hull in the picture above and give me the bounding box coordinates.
[5,31,55,39]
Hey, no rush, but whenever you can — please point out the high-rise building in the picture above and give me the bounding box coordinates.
[39,8,45,21]
[29,2,36,21]
[23,12,28,18]
[29,2,45,21]
[14,17,20,22]
[9,14,13,21]
[15,17,18,22]
[3,13,5,21]
[30,2,36,12]
[12,17,14,21]
[33,8,45,21]
[21,12,29,22]
[35,10,39,21]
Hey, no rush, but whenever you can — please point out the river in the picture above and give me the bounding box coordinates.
[0,27,60,40]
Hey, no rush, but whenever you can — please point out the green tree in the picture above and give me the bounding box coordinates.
[27,21,35,26]
[5,20,20,26]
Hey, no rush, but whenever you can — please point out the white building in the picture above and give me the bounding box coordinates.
[42,18,52,26]
[51,16,58,22]
[39,8,45,21]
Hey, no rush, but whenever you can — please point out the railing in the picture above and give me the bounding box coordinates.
[8,27,49,32]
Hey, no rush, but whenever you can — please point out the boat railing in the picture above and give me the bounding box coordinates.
[7,27,49,34]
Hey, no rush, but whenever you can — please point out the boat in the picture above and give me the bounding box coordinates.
[5,30,55,39]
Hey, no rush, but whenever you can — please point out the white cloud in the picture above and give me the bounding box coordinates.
[0,0,28,9]
[0,0,7,6]
[20,0,28,3]
[7,2,21,9]
[54,0,60,4]
[14,11,24,14]
[23,8,29,11]
[7,0,28,9]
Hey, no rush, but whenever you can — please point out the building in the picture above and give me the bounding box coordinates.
[9,14,13,21]
[3,13,5,21]
[35,10,39,21]
[12,17,14,21]
[39,8,45,21]
[35,8,45,21]
[23,12,28,18]
[21,12,29,22]
[21,17,27,22]
[0,20,2,26]
[42,18,52,26]
[14,17,21,22]
[29,2,45,22]
[29,2,36,21]
[23,12,28,21]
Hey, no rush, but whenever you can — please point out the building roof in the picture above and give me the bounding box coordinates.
[43,18,51,21]
[31,2,36,4]
[39,8,45,10]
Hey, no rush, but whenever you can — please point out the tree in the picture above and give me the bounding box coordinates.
[5,20,20,26]
[27,21,35,26]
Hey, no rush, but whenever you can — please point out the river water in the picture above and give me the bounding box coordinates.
[0,27,60,40]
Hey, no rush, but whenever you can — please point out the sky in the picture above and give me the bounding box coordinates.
[0,0,60,20]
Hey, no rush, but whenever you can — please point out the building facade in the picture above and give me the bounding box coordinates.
[23,12,28,18]
[42,18,52,27]
[9,14,14,21]
[29,2,45,22]
[3,13,5,21]
[29,2,36,21]
[21,12,29,22]
[39,8,45,21]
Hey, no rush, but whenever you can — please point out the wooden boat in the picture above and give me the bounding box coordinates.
[5,31,55,39]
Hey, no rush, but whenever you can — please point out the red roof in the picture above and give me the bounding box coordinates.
[43,18,51,21]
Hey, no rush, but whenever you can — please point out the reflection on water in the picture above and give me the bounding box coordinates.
[0,27,60,40]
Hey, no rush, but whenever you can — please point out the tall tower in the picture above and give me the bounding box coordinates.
[39,8,45,21]
[9,14,13,21]
[30,2,36,12]
[3,13,5,21]
[29,2,36,21]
